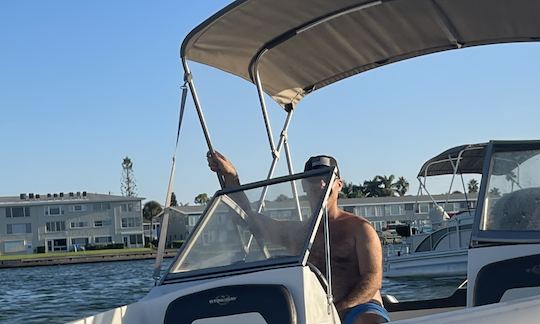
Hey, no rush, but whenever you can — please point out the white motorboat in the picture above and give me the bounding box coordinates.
[73,0,540,323]
[384,144,484,278]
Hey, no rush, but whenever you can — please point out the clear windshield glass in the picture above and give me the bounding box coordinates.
[482,149,540,231]
[168,169,334,278]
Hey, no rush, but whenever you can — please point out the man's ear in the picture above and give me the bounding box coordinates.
[335,178,343,191]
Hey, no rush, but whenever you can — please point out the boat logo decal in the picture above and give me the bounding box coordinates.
[525,264,540,275]
[209,295,237,306]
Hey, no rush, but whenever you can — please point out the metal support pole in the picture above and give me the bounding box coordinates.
[257,109,294,212]
[254,69,278,158]
[283,128,303,220]
[323,205,334,314]
[182,59,225,189]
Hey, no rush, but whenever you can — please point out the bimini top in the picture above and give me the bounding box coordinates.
[181,0,540,108]
[417,141,540,177]
[417,143,487,177]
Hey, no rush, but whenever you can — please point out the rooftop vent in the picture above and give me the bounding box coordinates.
[20,193,27,200]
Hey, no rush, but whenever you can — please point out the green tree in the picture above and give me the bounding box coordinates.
[340,181,365,199]
[362,177,383,197]
[395,176,409,197]
[274,194,289,202]
[170,192,178,207]
[121,156,137,196]
[143,201,163,221]
[467,179,479,193]
[376,175,397,197]
[194,193,210,205]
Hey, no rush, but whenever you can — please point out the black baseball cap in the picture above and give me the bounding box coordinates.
[304,155,340,178]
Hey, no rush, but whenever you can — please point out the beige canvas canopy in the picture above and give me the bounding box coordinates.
[181,0,540,108]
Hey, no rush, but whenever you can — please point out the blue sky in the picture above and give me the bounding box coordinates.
[2,1,539,205]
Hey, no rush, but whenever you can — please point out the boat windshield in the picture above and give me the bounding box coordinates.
[166,168,335,280]
[481,148,540,232]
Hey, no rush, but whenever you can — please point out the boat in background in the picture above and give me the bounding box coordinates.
[384,144,483,278]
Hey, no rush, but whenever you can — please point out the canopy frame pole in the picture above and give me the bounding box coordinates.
[182,59,225,189]
[445,150,464,208]
[254,68,278,159]
[282,111,304,220]
[256,107,295,212]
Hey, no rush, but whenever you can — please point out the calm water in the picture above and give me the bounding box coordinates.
[0,259,463,324]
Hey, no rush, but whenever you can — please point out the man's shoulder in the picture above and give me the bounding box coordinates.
[337,211,374,231]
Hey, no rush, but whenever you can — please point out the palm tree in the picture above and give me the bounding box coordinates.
[467,179,479,193]
[489,187,501,196]
[395,176,410,196]
[340,181,365,198]
[376,175,399,197]
[362,177,384,197]
[505,171,518,191]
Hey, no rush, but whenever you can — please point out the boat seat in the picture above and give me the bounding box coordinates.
[163,284,297,324]
[488,187,540,230]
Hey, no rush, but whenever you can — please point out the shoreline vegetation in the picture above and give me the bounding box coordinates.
[0,248,176,269]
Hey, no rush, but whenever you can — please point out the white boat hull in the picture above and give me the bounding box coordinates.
[384,249,467,278]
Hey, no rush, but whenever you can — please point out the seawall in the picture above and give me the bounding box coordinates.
[0,250,177,269]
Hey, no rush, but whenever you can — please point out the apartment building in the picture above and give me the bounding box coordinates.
[160,192,478,238]
[0,192,144,255]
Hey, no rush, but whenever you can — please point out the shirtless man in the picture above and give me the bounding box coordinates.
[207,152,390,323]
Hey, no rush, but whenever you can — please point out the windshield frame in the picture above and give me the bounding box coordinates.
[161,167,337,284]
[471,140,540,246]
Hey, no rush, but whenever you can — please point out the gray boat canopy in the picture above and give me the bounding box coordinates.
[181,0,540,108]
[417,143,487,177]
[417,141,540,177]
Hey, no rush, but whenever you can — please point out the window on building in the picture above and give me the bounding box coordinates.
[365,206,384,217]
[188,215,200,227]
[404,203,414,211]
[46,221,66,232]
[71,237,89,246]
[121,203,134,213]
[129,234,143,244]
[46,206,64,216]
[121,217,141,228]
[418,203,430,214]
[6,223,31,234]
[6,207,31,218]
[385,204,404,216]
[72,205,87,212]
[94,219,112,227]
[95,236,112,244]
[3,240,26,253]
[356,206,367,216]
[93,203,111,212]
[70,221,89,228]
